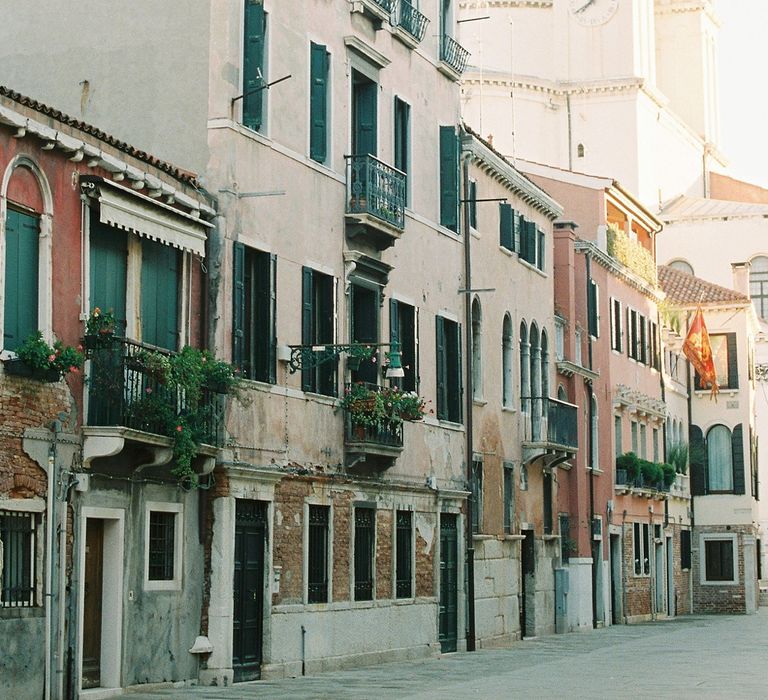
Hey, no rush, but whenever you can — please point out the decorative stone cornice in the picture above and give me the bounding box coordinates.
[613,384,667,420]
[460,1,552,7]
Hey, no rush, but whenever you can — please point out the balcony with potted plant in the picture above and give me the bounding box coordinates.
[2,330,84,383]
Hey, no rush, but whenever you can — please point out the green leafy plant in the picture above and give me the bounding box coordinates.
[661,462,677,488]
[606,223,657,286]
[16,331,84,376]
[85,307,117,336]
[616,451,640,480]
[132,349,171,383]
[639,459,663,485]
[668,441,689,474]
[338,383,429,428]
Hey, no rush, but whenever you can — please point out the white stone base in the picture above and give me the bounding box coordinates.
[566,557,594,632]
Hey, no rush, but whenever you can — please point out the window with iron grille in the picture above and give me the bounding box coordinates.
[395,510,413,598]
[503,462,514,535]
[633,522,650,576]
[0,511,36,607]
[354,507,375,601]
[307,505,330,604]
[471,459,483,534]
[148,511,176,581]
[680,529,691,570]
[704,538,735,582]
[559,513,571,563]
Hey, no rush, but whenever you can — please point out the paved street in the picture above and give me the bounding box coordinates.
[124,611,768,699]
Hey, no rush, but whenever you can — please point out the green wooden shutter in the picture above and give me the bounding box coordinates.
[394,98,409,176]
[468,180,477,229]
[90,220,127,333]
[499,203,513,250]
[537,229,545,271]
[689,424,707,496]
[587,280,598,338]
[268,253,277,383]
[726,333,738,389]
[436,316,447,419]
[526,221,537,264]
[141,239,179,350]
[252,250,274,383]
[243,0,266,131]
[309,43,328,163]
[389,298,400,348]
[439,126,459,233]
[301,266,314,391]
[455,322,463,422]
[512,211,521,252]
[354,79,377,156]
[232,242,246,370]
[4,209,39,350]
[732,423,745,495]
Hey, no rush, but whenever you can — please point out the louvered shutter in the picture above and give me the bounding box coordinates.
[243,1,266,131]
[268,253,277,383]
[689,424,707,496]
[436,316,447,419]
[726,333,738,389]
[499,203,513,250]
[309,43,328,163]
[732,423,745,495]
[232,242,246,371]
[301,266,314,391]
[439,126,459,233]
[4,209,39,350]
[456,322,463,422]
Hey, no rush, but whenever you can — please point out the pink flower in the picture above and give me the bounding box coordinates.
[176,425,183,433]
[145,387,153,394]
[77,345,84,352]
[48,354,56,362]
[69,366,78,374]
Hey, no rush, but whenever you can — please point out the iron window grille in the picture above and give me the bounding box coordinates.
[0,511,36,607]
[354,508,375,601]
[395,510,413,598]
[148,511,176,581]
[307,505,329,603]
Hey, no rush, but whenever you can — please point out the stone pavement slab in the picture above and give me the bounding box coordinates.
[123,610,768,699]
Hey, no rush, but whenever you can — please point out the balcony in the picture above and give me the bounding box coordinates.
[521,397,578,468]
[343,383,404,469]
[394,1,429,47]
[438,34,470,81]
[345,154,406,251]
[351,0,394,28]
[82,338,222,478]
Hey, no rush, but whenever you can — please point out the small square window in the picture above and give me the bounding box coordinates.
[144,503,182,590]
[704,538,735,582]
[0,510,37,607]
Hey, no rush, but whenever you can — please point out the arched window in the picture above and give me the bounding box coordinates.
[540,330,549,400]
[519,321,529,413]
[749,255,768,319]
[577,143,585,158]
[529,323,541,439]
[502,313,513,408]
[707,424,733,492]
[471,297,483,400]
[591,394,599,470]
[668,259,694,276]
[557,384,568,402]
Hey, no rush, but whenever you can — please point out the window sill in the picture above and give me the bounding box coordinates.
[472,533,495,542]
[518,258,547,277]
[501,405,516,414]
[701,579,739,586]
[472,398,487,406]
[542,534,560,541]
[470,227,480,240]
[499,245,517,258]
[301,390,338,406]
[503,534,525,541]
[0,606,45,619]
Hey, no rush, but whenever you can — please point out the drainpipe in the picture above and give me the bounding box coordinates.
[462,145,476,653]
[44,436,55,700]
[55,421,71,700]
[621,509,628,624]
[585,252,597,628]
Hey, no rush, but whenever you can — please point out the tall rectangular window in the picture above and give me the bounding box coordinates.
[439,125,459,232]
[436,315,462,422]
[520,218,537,265]
[610,298,622,352]
[614,415,623,458]
[354,507,375,601]
[537,228,545,271]
[390,299,418,392]
[0,511,36,607]
[631,420,638,454]
[307,505,329,603]
[233,244,276,383]
[499,203,515,252]
[89,216,128,334]
[395,510,413,598]
[302,267,336,396]
[394,97,410,204]
[652,428,659,463]
[148,511,176,581]
[559,513,571,563]
[471,458,483,534]
[352,70,377,156]
[639,423,647,459]
[587,279,599,338]
[468,179,478,230]
[704,539,735,582]
[680,529,692,570]
[503,462,515,535]
[243,0,267,132]
[543,470,553,535]
[4,208,39,351]
[351,283,380,385]
[140,238,180,351]
[309,42,330,163]
[696,333,738,390]
[633,522,649,576]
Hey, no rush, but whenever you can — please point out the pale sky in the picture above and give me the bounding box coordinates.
[716,0,768,188]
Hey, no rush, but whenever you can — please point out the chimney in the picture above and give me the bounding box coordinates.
[731,262,750,296]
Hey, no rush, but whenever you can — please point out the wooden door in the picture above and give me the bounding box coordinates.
[82,519,104,689]
[439,513,458,653]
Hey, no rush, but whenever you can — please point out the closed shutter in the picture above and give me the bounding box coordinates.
[732,423,745,495]
[537,229,545,271]
[499,203,513,250]
[436,316,447,419]
[4,209,39,350]
[519,216,528,261]
[455,322,463,422]
[141,239,179,350]
[355,80,377,157]
[689,424,707,496]
[468,180,477,229]
[301,266,314,391]
[389,298,400,349]
[268,254,277,383]
[232,242,246,371]
[439,126,459,233]
[513,211,521,252]
[252,251,276,383]
[309,43,328,163]
[587,280,598,338]
[243,0,266,131]
[90,219,128,333]
[726,333,738,389]
[639,316,647,364]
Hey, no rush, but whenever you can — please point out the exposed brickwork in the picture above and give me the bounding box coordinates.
[622,521,652,618]
[272,477,313,605]
[415,516,435,598]
[376,509,393,600]
[670,524,692,615]
[331,490,353,603]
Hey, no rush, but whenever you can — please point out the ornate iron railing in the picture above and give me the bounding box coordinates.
[87,337,222,446]
[397,0,429,42]
[440,34,470,75]
[343,383,404,448]
[371,0,394,11]
[522,397,578,449]
[346,154,406,231]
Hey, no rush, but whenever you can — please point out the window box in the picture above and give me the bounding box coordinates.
[2,358,60,383]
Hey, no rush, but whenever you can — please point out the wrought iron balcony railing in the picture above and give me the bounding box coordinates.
[87,337,222,446]
[371,0,394,11]
[343,382,404,449]
[346,154,406,231]
[440,34,470,75]
[396,0,429,42]
[522,397,578,450]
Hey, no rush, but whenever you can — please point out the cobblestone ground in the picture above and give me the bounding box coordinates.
[124,610,768,699]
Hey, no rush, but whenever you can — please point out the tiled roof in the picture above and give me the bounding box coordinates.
[0,86,198,185]
[659,194,768,221]
[658,265,749,307]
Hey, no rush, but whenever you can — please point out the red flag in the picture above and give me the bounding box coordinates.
[682,307,719,399]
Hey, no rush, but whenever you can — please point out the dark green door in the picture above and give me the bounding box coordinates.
[4,208,39,350]
[89,217,127,332]
[439,513,458,652]
[352,71,377,156]
[233,500,267,682]
[140,238,179,350]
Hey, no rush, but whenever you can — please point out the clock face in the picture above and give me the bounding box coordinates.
[569,0,619,27]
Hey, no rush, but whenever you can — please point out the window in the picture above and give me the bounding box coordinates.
[653,428,659,462]
[520,463,528,491]
[351,283,379,385]
[309,42,330,163]
[502,314,514,408]
[639,423,647,459]
[590,395,598,470]
[503,462,515,535]
[680,529,691,570]
[233,244,276,383]
[243,0,267,132]
[587,280,599,338]
[696,333,738,390]
[639,316,648,364]
[749,256,768,319]
[649,320,660,369]
[0,511,37,607]
[610,298,622,352]
[537,228,545,272]
[89,215,127,335]
[352,70,377,156]
[140,238,180,350]
[519,218,537,266]
[668,259,694,276]
[436,315,462,422]
[707,424,733,492]
[574,327,583,366]
[559,513,571,562]
[468,179,478,230]
[543,470,553,535]
[394,98,410,204]
[631,420,638,454]
[354,507,375,601]
[519,321,530,412]
[439,125,459,232]
[627,308,638,360]
[471,458,483,534]
[3,208,40,351]
[307,505,330,603]
[614,415,622,458]
[499,203,516,252]
[633,522,650,576]
[389,299,418,392]
[302,267,336,396]
[145,503,182,590]
[471,298,482,401]
[395,510,413,598]
[554,317,564,361]
[704,538,735,582]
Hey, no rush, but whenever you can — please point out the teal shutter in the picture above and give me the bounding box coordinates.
[354,80,377,156]
[89,219,127,333]
[4,209,39,350]
[499,204,513,250]
[301,266,314,391]
[232,242,246,370]
[468,180,477,229]
[455,322,463,422]
[268,253,277,383]
[689,424,707,496]
[243,1,265,131]
[141,239,179,350]
[512,211,521,252]
[436,316,447,419]
[439,126,459,233]
[732,424,745,495]
[519,216,528,260]
[537,229,545,271]
[726,333,738,389]
[526,221,537,264]
[587,280,598,338]
[389,298,400,348]
[309,43,328,163]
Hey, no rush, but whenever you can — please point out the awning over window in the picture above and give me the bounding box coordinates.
[97,186,209,257]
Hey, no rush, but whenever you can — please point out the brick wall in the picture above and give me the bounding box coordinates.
[273,478,313,605]
[415,516,435,598]
[376,509,393,600]
[670,524,692,615]
[622,521,652,618]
